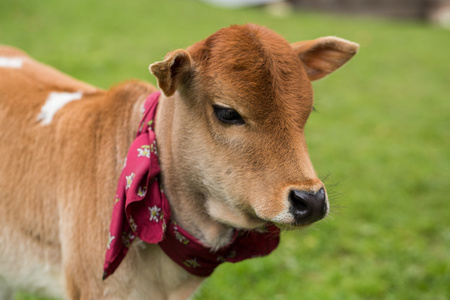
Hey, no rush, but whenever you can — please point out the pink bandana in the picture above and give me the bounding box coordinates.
[103,92,280,279]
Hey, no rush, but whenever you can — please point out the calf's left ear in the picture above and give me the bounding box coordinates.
[149,49,193,97]
[292,37,359,81]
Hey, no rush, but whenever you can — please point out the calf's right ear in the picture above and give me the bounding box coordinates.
[292,37,359,81]
[149,49,193,97]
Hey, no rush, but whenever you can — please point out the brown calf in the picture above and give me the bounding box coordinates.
[0,24,358,299]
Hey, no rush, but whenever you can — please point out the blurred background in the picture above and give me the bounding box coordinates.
[1,0,449,299]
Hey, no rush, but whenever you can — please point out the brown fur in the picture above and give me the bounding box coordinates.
[0,24,358,299]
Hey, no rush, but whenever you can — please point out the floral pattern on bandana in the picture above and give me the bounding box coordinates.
[121,231,135,248]
[184,258,201,269]
[129,216,137,232]
[137,186,147,197]
[125,173,135,190]
[103,92,171,280]
[148,205,161,222]
[137,145,151,158]
[107,232,115,250]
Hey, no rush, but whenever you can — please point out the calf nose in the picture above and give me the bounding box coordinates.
[288,188,327,224]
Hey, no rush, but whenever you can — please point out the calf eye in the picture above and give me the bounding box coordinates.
[213,105,245,125]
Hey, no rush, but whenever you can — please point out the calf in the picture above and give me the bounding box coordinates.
[0,24,358,300]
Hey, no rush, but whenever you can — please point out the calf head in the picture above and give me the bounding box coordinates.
[150,24,358,231]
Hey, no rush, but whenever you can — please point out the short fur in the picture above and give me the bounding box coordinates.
[0,24,358,299]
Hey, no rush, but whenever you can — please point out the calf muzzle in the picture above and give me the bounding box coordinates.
[288,188,327,225]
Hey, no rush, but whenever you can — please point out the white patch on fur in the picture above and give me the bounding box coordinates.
[37,91,83,125]
[0,57,23,68]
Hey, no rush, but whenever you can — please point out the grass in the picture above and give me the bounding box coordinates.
[1,0,449,299]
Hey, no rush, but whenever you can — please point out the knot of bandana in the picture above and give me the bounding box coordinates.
[103,91,280,280]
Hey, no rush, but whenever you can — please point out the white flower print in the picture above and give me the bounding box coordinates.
[150,140,158,155]
[107,232,115,250]
[175,230,189,245]
[137,145,151,158]
[121,231,135,248]
[129,216,137,232]
[149,206,161,222]
[184,258,201,268]
[137,185,147,197]
[162,219,167,233]
[147,120,154,131]
[125,173,135,190]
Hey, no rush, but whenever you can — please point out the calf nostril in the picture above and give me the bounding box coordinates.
[316,188,325,203]
[289,190,310,217]
[289,188,327,222]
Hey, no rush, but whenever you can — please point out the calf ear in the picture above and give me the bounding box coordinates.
[149,49,193,97]
[291,37,359,81]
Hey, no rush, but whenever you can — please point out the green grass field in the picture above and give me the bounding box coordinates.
[1,0,449,299]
